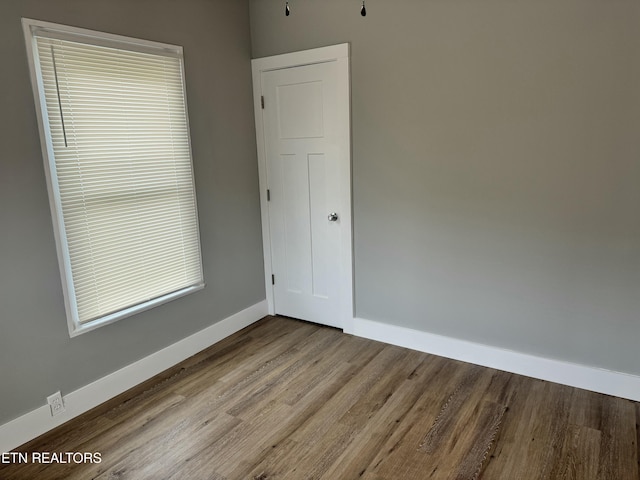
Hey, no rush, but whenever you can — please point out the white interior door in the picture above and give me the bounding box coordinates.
[252,45,352,329]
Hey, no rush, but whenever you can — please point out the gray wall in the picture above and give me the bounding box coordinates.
[250,0,640,374]
[0,0,264,425]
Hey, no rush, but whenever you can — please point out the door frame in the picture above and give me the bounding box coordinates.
[251,43,353,330]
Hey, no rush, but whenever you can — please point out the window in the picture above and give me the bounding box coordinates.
[23,19,204,336]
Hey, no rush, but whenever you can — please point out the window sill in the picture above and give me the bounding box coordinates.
[68,283,206,337]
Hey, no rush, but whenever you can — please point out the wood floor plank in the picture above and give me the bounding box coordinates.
[170,401,295,479]
[288,344,410,444]
[636,402,640,476]
[3,392,190,480]
[226,327,346,419]
[225,361,360,479]
[476,376,539,479]
[337,349,427,429]
[93,411,239,480]
[321,355,450,479]
[234,345,415,479]
[596,396,639,480]
[159,323,283,399]
[369,364,499,479]
[256,338,402,476]
[529,384,575,480]
[551,424,601,480]
[177,319,317,396]
[235,438,299,480]
[277,342,351,407]
[87,397,235,479]
[479,380,571,480]
[363,358,467,477]
[2,316,638,480]
[277,350,428,480]
[341,335,387,366]
[566,386,604,431]
[450,400,507,480]
[418,365,489,454]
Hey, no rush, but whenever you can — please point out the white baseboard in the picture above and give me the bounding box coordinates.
[351,317,640,402]
[0,300,268,453]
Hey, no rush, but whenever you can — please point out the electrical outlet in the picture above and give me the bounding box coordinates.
[47,391,65,417]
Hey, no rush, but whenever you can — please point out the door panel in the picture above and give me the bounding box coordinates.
[262,61,344,327]
[308,153,329,299]
[276,81,324,139]
[280,153,309,294]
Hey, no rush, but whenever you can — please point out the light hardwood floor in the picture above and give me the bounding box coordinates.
[1,316,638,479]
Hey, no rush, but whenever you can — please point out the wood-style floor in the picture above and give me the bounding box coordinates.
[2,316,638,479]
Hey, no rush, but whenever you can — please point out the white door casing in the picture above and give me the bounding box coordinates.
[251,44,353,330]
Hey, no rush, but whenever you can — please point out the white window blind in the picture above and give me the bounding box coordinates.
[24,20,204,334]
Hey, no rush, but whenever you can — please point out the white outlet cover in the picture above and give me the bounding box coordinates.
[46,391,65,416]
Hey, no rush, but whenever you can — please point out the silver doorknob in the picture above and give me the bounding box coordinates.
[328,212,339,222]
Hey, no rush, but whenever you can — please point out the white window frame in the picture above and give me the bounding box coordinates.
[22,18,205,336]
